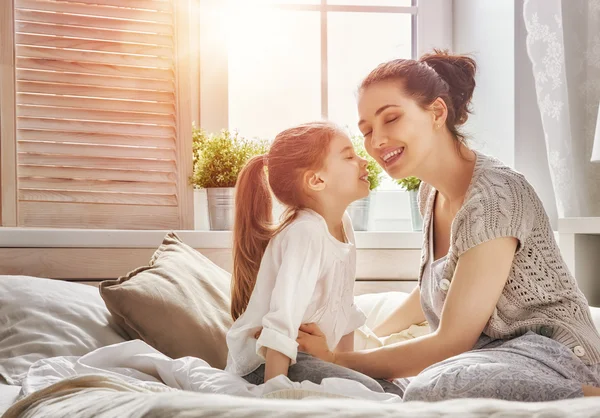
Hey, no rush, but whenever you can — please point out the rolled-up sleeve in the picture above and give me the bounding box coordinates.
[256,223,323,364]
[343,303,367,335]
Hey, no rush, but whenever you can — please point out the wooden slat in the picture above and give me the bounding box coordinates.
[356,250,420,280]
[18,140,176,159]
[15,21,173,46]
[19,177,177,194]
[0,247,230,279]
[17,45,173,69]
[17,69,174,92]
[18,153,176,171]
[17,58,174,80]
[18,201,180,228]
[18,93,176,114]
[17,81,174,102]
[18,129,176,148]
[19,189,177,206]
[20,165,176,183]
[0,1,18,226]
[18,117,176,137]
[17,104,176,126]
[16,33,173,58]
[17,0,173,24]
[354,281,418,296]
[50,0,172,13]
[15,9,173,35]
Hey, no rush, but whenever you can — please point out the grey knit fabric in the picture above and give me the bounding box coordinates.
[417,150,600,365]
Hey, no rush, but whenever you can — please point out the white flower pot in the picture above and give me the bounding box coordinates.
[193,188,210,230]
[408,190,423,232]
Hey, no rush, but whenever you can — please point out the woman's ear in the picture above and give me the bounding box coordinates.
[304,170,326,192]
[431,97,448,129]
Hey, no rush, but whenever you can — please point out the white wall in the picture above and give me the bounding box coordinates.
[452,0,515,168]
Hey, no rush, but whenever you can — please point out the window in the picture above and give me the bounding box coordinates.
[220,1,417,140]
[199,0,452,229]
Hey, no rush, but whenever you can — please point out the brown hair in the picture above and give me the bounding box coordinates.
[231,121,342,321]
[360,49,477,144]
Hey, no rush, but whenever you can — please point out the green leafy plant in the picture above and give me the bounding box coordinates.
[396,176,422,192]
[351,134,384,191]
[191,128,269,188]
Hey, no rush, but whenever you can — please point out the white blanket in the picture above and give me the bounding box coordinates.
[18,339,400,401]
[6,339,600,418]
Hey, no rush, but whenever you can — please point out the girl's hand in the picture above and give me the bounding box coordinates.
[296,323,335,364]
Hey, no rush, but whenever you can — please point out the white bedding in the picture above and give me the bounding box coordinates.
[5,339,600,417]
[0,383,21,416]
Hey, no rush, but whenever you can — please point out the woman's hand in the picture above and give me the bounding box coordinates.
[296,323,335,364]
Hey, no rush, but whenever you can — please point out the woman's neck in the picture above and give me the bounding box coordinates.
[417,141,476,208]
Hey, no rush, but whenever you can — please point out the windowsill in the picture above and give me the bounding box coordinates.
[0,228,423,250]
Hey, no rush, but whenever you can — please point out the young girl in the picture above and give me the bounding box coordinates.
[225,121,401,394]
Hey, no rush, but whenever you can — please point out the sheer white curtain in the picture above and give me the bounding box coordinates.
[524,0,600,217]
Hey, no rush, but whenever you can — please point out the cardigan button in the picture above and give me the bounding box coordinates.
[573,346,586,357]
[439,279,450,292]
[539,326,553,338]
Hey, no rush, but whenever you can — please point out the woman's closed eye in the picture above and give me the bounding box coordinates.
[385,116,399,124]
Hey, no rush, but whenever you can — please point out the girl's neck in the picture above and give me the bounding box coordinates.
[305,202,347,243]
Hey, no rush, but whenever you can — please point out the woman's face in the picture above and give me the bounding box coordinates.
[357,80,439,180]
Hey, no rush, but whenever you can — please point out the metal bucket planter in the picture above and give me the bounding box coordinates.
[347,195,371,231]
[408,190,423,232]
[206,187,235,231]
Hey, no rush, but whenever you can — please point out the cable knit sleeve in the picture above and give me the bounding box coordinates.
[453,171,536,257]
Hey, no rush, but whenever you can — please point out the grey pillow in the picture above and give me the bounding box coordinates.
[0,276,127,385]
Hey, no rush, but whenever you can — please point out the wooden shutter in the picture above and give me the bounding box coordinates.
[5,0,193,229]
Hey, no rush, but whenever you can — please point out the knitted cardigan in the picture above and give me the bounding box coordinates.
[418,151,600,365]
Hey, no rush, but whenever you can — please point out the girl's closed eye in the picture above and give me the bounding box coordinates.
[385,116,399,124]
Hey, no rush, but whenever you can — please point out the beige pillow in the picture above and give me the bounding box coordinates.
[100,232,232,369]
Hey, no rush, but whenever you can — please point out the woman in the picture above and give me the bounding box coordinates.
[296,50,600,401]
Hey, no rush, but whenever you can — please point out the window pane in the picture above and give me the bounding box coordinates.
[327,12,412,135]
[327,0,413,6]
[227,10,321,140]
[327,12,411,190]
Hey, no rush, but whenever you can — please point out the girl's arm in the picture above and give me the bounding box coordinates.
[298,236,517,379]
[264,348,291,381]
[372,286,426,337]
[334,332,354,353]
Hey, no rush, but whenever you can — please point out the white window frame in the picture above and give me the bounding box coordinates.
[198,0,452,132]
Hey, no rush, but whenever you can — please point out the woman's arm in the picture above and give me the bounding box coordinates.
[334,332,354,353]
[298,236,517,379]
[372,286,426,337]
[264,348,291,381]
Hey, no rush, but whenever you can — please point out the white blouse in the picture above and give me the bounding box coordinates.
[225,209,366,376]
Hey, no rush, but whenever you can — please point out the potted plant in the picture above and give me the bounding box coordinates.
[346,135,384,231]
[396,176,423,231]
[191,127,268,230]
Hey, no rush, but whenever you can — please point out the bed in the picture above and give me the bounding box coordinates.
[1,232,600,417]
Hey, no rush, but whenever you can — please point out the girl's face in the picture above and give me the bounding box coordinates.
[357,80,439,180]
[315,133,370,204]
